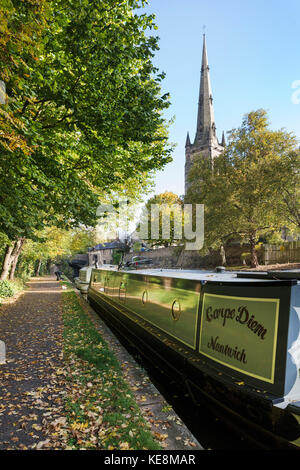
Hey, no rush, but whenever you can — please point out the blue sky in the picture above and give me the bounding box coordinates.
[142,0,300,198]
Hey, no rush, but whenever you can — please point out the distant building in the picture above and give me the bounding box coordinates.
[185,35,225,195]
[88,240,126,266]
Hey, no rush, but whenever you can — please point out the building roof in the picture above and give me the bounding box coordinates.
[88,240,125,252]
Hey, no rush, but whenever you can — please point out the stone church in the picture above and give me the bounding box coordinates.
[185,35,225,195]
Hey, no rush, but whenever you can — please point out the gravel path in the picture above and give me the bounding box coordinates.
[0,277,64,450]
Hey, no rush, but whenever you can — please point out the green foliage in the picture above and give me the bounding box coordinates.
[0,0,172,243]
[112,250,122,265]
[0,0,49,155]
[16,226,97,277]
[186,109,300,267]
[0,280,15,298]
[0,232,10,257]
[0,278,25,299]
[132,241,142,252]
[274,150,300,231]
[138,191,183,247]
[260,231,284,245]
[62,290,162,450]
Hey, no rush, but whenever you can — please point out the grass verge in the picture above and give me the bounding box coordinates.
[0,278,27,304]
[61,287,162,450]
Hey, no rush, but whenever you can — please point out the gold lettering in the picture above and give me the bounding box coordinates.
[236,306,249,324]
[205,303,267,340]
[206,336,247,364]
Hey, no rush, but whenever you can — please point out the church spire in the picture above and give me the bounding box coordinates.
[221,131,226,147]
[194,34,218,148]
[184,33,225,195]
[185,131,191,147]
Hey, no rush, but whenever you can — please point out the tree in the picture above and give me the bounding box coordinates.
[186,110,300,267]
[185,155,236,264]
[275,150,300,232]
[16,226,97,279]
[0,0,49,155]
[137,192,183,247]
[0,0,172,278]
[17,0,172,196]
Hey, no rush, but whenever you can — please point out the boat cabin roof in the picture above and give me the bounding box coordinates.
[95,267,300,284]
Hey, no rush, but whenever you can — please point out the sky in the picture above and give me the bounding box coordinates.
[142,0,300,199]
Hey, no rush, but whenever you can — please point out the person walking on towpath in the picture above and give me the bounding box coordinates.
[55,270,62,281]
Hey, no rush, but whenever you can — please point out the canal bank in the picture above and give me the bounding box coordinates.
[0,276,202,450]
[71,283,203,451]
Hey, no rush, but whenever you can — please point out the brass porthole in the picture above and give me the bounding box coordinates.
[171,300,181,321]
[142,290,148,305]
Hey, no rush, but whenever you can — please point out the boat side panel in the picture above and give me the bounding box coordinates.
[88,269,298,399]
[89,269,200,349]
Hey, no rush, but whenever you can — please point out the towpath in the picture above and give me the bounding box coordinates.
[0,276,202,451]
[0,277,64,449]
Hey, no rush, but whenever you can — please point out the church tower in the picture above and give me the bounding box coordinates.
[185,35,225,195]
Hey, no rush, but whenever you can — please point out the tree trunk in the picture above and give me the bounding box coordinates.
[35,259,42,277]
[0,243,16,280]
[249,232,259,268]
[220,245,227,266]
[9,238,25,280]
[9,253,20,280]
